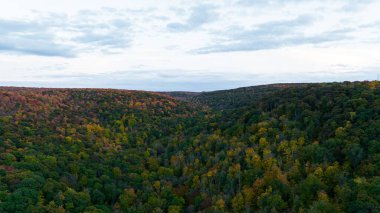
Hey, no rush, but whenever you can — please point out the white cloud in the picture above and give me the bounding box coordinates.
[0,0,379,91]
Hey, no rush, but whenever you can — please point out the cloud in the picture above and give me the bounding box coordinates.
[0,10,133,57]
[72,18,132,49]
[0,0,379,91]
[12,69,251,91]
[3,66,379,91]
[167,4,218,32]
[237,0,277,6]
[0,19,76,57]
[340,0,373,11]
[0,20,38,33]
[237,0,375,15]
[0,36,76,57]
[235,0,323,7]
[194,15,353,53]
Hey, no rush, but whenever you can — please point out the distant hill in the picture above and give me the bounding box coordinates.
[159,91,200,100]
[191,83,306,109]
[0,81,379,212]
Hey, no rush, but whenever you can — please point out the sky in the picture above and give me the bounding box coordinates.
[0,0,379,91]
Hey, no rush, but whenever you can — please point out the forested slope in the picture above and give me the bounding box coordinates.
[191,83,307,110]
[0,81,379,212]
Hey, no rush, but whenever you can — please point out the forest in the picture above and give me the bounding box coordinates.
[0,81,379,212]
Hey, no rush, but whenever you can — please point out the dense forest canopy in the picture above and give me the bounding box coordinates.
[0,81,379,212]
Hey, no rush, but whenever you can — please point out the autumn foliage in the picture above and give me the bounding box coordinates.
[0,81,379,212]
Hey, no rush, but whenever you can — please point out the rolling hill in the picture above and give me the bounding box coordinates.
[0,81,379,212]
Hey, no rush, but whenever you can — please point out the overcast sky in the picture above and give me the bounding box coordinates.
[0,0,379,91]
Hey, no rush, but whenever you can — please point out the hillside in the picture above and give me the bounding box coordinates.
[0,81,379,212]
[191,83,304,110]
